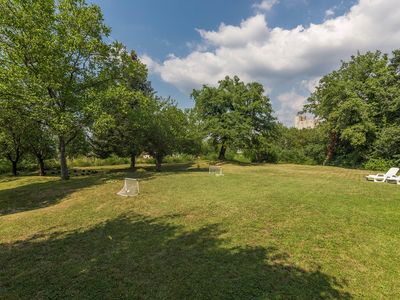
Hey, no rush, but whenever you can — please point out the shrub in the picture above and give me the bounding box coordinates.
[374,125,400,160]
[363,158,397,171]
[68,155,130,168]
[245,145,279,163]
[163,154,196,163]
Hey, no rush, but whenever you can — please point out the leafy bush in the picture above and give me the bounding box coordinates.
[233,153,251,164]
[68,155,130,167]
[363,158,397,171]
[163,154,196,163]
[278,149,315,165]
[245,145,279,163]
[0,159,9,174]
[374,125,400,160]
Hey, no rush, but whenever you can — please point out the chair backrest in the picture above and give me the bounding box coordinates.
[386,168,399,177]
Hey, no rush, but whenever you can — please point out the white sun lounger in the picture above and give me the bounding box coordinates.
[386,175,400,185]
[365,167,399,183]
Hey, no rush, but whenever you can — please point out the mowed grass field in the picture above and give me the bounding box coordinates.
[0,163,399,299]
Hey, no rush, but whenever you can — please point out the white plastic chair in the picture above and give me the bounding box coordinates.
[365,168,399,183]
[386,175,400,185]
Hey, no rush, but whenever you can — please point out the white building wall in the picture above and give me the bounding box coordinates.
[294,115,317,129]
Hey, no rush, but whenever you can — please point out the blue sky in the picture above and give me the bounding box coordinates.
[91,0,399,124]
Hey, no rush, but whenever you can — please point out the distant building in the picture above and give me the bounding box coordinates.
[294,115,317,129]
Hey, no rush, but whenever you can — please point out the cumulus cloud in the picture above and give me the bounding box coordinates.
[301,77,321,94]
[196,15,269,48]
[253,0,279,12]
[325,8,335,18]
[276,91,307,124]
[144,0,400,124]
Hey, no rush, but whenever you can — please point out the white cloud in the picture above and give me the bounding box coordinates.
[140,54,161,73]
[325,8,335,18]
[145,0,400,124]
[276,91,307,124]
[253,0,279,12]
[197,15,269,48]
[301,77,321,94]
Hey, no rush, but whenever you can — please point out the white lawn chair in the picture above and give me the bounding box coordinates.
[365,167,399,183]
[117,178,139,197]
[386,175,400,185]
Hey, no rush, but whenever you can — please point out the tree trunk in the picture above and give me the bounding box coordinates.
[11,161,18,176]
[155,155,162,172]
[324,131,337,165]
[218,144,227,161]
[130,155,136,169]
[38,156,46,176]
[59,135,69,180]
[6,153,20,176]
[130,147,137,169]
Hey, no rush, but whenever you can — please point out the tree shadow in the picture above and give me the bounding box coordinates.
[109,163,210,180]
[0,213,352,299]
[134,162,208,173]
[0,176,105,216]
[0,163,205,216]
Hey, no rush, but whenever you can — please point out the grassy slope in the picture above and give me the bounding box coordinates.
[0,163,399,299]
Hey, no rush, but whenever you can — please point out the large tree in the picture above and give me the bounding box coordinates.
[142,98,188,171]
[192,76,276,160]
[305,51,400,165]
[27,123,56,176]
[0,0,132,179]
[0,104,28,176]
[89,50,151,168]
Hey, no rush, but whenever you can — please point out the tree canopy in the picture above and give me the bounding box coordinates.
[192,76,276,160]
[305,50,400,166]
[0,0,148,179]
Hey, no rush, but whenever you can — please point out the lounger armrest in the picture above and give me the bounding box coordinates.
[374,176,387,182]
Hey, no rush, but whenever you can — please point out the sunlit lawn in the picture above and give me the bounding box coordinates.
[0,163,399,299]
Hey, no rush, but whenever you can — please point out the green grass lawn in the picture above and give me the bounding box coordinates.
[1,163,399,299]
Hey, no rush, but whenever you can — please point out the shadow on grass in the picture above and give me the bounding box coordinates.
[0,163,206,216]
[0,176,106,216]
[0,213,352,299]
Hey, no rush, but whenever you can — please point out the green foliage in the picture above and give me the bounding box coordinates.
[0,0,144,179]
[68,155,130,167]
[0,101,31,175]
[363,158,397,172]
[192,75,276,160]
[305,50,400,166]
[66,130,91,159]
[142,98,191,171]
[89,47,150,164]
[373,125,400,161]
[163,154,197,164]
[244,141,279,163]
[272,126,326,165]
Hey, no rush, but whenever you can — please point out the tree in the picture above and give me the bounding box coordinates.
[91,87,148,168]
[192,76,276,160]
[89,50,150,168]
[143,99,188,171]
[27,123,56,176]
[0,108,27,176]
[373,126,400,161]
[305,51,399,166]
[0,0,133,179]
[270,124,326,165]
